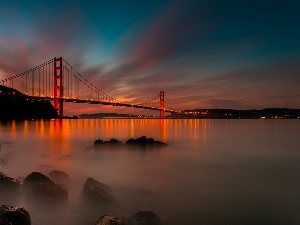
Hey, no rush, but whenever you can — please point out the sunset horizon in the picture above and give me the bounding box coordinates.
[0,0,299,116]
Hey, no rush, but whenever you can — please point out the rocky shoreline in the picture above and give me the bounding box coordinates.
[0,171,163,225]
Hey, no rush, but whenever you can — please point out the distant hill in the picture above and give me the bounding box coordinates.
[172,108,300,119]
[0,85,58,119]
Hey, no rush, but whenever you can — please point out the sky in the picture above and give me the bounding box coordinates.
[0,0,300,115]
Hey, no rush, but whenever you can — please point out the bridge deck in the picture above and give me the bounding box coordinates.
[0,94,177,113]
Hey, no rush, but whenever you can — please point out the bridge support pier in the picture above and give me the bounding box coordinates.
[160,91,165,118]
[54,57,63,117]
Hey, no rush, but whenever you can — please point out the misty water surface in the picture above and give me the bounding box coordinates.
[1,119,300,225]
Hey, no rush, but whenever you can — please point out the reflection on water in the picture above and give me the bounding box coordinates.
[1,119,300,225]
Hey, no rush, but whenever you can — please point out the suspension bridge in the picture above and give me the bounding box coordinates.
[0,57,176,117]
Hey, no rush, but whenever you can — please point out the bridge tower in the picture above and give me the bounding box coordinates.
[159,91,165,118]
[54,57,63,117]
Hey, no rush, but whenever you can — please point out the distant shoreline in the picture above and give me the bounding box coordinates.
[1,116,300,121]
[76,108,300,119]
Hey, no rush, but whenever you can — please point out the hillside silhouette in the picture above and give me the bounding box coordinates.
[0,85,58,119]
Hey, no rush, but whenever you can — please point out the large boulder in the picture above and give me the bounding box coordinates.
[124,210,162,225]
[23,172,54,189]
[48,170,71,185]
[95,215,124,225]
[81,177,114,203]
[0,204,31,225]
[23,172,68,203]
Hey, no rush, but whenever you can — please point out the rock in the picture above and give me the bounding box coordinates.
[0,173,21,203]
[94,139,104,145]
[27,182,68,202]
[106,139,122,144]
[0,214,11,225]
[94,139,123,146]
[125,139,136,144]
[95,215,124,225]
[16,177,25,183]
[0,204,31,225]
[23,172,54,189]
[94,136,167,148]
[125,136,167,147]
[48,170,71,185]
[23,172,68,203]
[81,177,114,203]
[124,210,162,225]
[0,173,21,192]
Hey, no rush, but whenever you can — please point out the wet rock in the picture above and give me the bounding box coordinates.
[0,173,21,192]
[125,136,167,147]
[95,215,124,225]
[0,204,31,225]
[81,177,114,203]
[48,170,71,185]
[124,210,162,225]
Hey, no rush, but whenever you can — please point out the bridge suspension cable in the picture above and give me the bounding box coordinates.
[0,57,177,117]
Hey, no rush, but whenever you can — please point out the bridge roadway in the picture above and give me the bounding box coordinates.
[0,94,177,113]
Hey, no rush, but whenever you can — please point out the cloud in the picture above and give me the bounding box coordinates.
[0,1,95,78]
[82,0,219,94]
[203,99,246,109]
[258,94,300,100]
[1,0,300,115]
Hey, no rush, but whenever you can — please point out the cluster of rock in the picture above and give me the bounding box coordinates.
[0,171,163,225]
[0,171,115,205]
[94,136,167,148]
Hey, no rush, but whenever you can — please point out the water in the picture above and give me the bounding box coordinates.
[1,119,300,225]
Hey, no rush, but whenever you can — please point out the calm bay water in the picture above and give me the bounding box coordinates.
[1,119,300,225]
